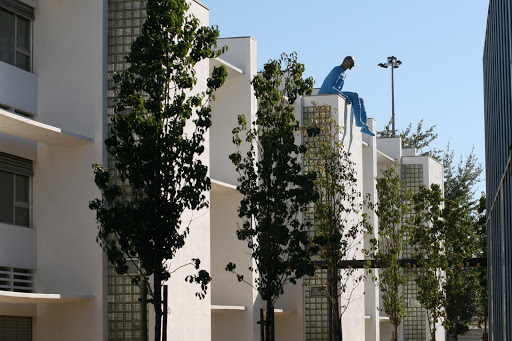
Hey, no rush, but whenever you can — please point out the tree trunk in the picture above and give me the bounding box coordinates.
[330,273,342,341]
[162,285,168,341]
[330,269,334,341]
[265,300,274,341]
[483,317,488,341]
[430,312,436,341]
[141,278,148,341]
[453,315,458,341]
[154,268,162,341]
[259,309,265,341]
[393,325,398,341]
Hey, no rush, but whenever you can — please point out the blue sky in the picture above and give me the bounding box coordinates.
[202,0,489,192]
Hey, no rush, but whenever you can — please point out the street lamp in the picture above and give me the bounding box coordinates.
[378,56,402,137]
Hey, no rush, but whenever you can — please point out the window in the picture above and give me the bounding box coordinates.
[0,152,32,227]
[0,0,33,72]
[0,266,34,292]
[0,316,32,341]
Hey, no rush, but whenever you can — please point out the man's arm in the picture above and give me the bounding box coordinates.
[333,72,345,92]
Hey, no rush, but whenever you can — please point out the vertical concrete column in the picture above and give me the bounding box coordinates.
[362,118,380,341]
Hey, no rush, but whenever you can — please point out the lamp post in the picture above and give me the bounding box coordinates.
[378,56,402,137]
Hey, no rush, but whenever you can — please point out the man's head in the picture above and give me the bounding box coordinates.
[342,56,355,70]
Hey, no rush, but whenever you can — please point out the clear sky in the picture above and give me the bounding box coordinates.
[202,0,489,192]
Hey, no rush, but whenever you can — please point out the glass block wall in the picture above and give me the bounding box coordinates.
[108,264,143,341]
[402,268,426,341]
[305,269,330,341]
[107,0,146,193]
[107,1,147,340]
[107,0,145,115]
[402,164,423,258]
[402,164,427,340]
[303,106,331,340]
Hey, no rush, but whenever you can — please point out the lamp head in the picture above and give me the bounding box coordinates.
[379,57,402,68]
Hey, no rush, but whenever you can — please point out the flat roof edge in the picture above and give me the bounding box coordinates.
[191,0,208,11]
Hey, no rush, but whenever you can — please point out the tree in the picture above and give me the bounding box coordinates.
[379,120,486,338]
[89,1,227,340]
[378,120,483,205]
[441,198,478,340]
[303,105,371,341]
[474,194,488,340]
[377,119,441,158]
[412,184,446,341]
[412,187,485,341]
[374,166,413,341]
[227,52,317,341]
[442,144,483,205]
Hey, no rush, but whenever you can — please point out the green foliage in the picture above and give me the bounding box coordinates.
[303,104,371,340]
[374,166,413,341]
[378,120,483,205]
[228,52,316,341]
[474,195,488,339]
[378,120,485,338]
[377,119,441,158]
[412,184,446,340]
[412,185,486,340]
[442,144,483,205]
[89,1,226,339]
[442,199,479,340]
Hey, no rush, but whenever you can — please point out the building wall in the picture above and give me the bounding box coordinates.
[210,184,257,341]
[0,0,107,340]
[0,1,458,340]
[32,0,107,340]
[483,1,512,340]
[2,1,214,340]
[362,118,381,341]
[208,35,260,341]
[300,95,368,341]
[210,36,258,187]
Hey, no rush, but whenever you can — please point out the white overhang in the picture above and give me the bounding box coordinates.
[260,307,296,316]
[377,149,395,165]
[0,291,94,304]
[0,108,94,147]
[211,305,245,312]
[211,57,244,77]
[211,179,238,194]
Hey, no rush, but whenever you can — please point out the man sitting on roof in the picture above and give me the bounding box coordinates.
[318,56,374,136]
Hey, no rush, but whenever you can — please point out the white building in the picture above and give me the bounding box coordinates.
[0,0,444,340]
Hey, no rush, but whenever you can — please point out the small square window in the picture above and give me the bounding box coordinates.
[0,2,33,72]
[0,153,32,227]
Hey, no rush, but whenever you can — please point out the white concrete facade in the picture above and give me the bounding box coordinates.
[0,0,444,340]
[0,0,106,339]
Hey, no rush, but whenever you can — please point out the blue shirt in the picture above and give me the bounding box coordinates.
[318,65,346,95]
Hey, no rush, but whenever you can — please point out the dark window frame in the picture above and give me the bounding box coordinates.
[0,152,32,227]
[0,0,33,72]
